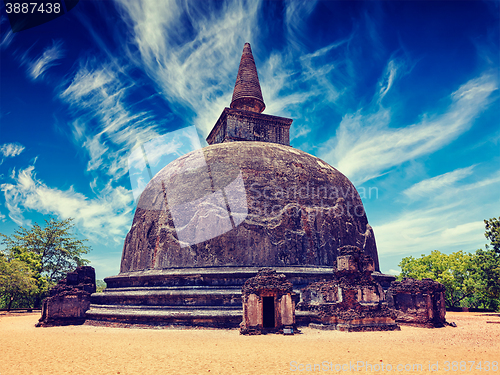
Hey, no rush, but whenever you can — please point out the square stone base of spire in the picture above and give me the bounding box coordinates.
[206,108,292,146]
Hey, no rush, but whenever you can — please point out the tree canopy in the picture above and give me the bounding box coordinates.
[0,255,37,311]
[0,217,90,309]
[398,250,476,308]
[484,217,500,253]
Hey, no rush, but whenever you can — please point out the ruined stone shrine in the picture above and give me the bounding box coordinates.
[37,266,96,327]
[85,43,394,328]
[297,246,399,332]
[387,278,446,328]
[240,268,296,335]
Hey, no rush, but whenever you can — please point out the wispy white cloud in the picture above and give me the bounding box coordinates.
[319,72,498,184]
[61,65,115,101]
[440,221,486,242]
[259,39,349,121]
[0,165,134,243]
[284,0,319,50]
[0,142,25,158]
[26,40,64,80]
[0,29,13,50]
[374,205,488,257]
[0,16,14,50]
[402,166,475,200]
[290,125,311,141]
[0,143,25,164]
[377,59,399,103]
[60,62,161,179]
[113,0,353,147]
[115,0,264,136]
[373,170,500,257]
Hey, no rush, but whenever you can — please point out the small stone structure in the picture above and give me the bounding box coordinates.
[297,246,399,332]
[240,269,296,335]
[386,278,446,328]
[37,266,96,327]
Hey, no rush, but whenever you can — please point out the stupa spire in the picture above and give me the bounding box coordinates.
[230,43,266,113]
[206,42,291,146]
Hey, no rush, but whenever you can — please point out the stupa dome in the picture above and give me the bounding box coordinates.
[85,43,390,329]
[120,141,379,273]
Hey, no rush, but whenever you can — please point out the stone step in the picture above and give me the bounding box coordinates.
[104,266,336,289]
[90,288,243,307]
[85,305,315,328]
[102,285,242,293]
[85,304,244,328]
[89,304,242,311]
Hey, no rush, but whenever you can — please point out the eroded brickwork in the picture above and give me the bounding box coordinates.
[387,278,446,328]
[37,266,96,327]
[206,108,292,145]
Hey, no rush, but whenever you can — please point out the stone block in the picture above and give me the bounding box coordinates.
[337,255,357,272]
[246,293,262,327]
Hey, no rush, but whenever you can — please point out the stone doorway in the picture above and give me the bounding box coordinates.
[262,296,275,328]
[240,269,296,335]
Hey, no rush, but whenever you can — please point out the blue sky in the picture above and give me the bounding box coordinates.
[0,0,499,280]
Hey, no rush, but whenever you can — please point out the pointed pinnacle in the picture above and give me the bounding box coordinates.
[230,43,266,113]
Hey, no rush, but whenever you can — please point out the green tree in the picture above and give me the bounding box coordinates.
[0,255,37,311]
[468,217,500,310]
[96,279,107,293]
[0,217,90,308]
[398,250,475,308]
[484,217,500,253]
[468,248,500,310]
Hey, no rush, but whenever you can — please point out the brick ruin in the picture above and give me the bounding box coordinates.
[297,246,400,332]
[240,268,296,335]
[294,246,448,331]
[36,266,96,327]
[387,278,446,328]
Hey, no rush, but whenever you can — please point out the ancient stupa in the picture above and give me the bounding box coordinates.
[86,43,393,327]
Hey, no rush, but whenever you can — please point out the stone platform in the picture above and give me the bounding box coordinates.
[85,266,394,328]
[85,266,332,327]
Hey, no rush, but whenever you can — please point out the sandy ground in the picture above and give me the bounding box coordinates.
[0,312,498,375]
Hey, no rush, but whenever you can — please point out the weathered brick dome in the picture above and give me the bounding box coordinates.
[120,141,380,273]
[86,43,390,328]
